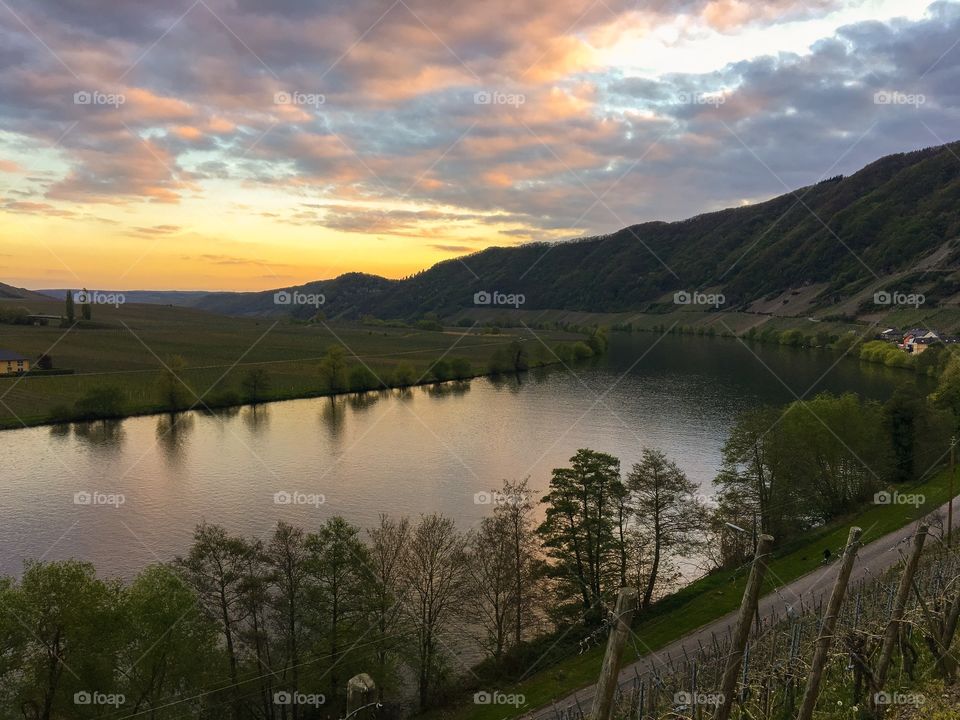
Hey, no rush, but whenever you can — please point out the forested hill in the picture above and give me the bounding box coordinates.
[199,140,960,320]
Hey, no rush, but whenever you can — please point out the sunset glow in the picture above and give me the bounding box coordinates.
[0,0,950,290]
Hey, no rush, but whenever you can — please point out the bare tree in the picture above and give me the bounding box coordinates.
[402,514,469,709]
[366,514,411,698]
[468,513,515,659]
[495,478,541,646]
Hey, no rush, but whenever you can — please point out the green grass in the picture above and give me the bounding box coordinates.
[0,298,577,429]
[430,467,959,720]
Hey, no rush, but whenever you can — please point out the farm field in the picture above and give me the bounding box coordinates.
[0,298,579,429]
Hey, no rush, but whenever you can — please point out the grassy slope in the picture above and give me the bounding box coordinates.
[431,468,958,720]
[0,298,576,429]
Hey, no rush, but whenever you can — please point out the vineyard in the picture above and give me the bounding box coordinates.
[549,522,960,720]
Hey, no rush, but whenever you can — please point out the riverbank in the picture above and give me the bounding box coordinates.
[0,300,589,430]
[426,466,959,720]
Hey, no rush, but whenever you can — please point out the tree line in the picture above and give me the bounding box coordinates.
[5,379,951,718]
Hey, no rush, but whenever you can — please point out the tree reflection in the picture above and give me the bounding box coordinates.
[72,419,125,451]
[242,404,271,434]
[156,411,195,461]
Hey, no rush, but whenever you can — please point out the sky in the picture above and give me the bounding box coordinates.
[0,0,957,291]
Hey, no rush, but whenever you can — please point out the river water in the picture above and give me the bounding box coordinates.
[0,333,925,579]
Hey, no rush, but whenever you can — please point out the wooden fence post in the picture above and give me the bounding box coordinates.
[712,534,775,720]
[590,587,639,720]
[872,523,929,712]
[796,526,863,720]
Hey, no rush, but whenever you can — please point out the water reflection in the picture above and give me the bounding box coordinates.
[155,412,195,461]
[242,404,271,434]
[2,334,932,580]
[348,390,381,412]
[319,396,346,440]
[72,419,125,451]
[422,380,472,398]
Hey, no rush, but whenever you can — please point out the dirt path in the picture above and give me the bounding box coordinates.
[524,498,954,720]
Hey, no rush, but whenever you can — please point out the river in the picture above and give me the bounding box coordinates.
[0,333,927,579]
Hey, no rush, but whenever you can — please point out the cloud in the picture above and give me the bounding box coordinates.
[0,0,957,260]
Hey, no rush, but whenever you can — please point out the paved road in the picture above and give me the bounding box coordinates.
[523,498,954,720]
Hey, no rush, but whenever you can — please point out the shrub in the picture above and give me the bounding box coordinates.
[348,365,381,392]
[74,387,126,420]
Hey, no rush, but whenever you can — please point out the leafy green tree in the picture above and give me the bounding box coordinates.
[348,364,380,392]
[265,521,309,709]
[65,290,75,322]
[176,523,250,720]
[240,367,271,403]
[74,386,126,419]
[392,362,417,387]
[933,352,960,422]
[429,359,452,382]
[120,565,220,715]
[627,449,707,608]
[319,345,349,393]
[305,517,370,711]
[884,388,953,483]
[1,561,122,718]
[537,449,624,621]
[777,393,891,521]
[449,357,472,380]
[158,355,190,410]
[715,406,794,542]
[80,288,92,321]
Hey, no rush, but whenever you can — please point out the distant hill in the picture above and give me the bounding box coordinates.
[36,289,214,306]
[0,282,54,302]
[187,141,960,320]
[13,140,960,321]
